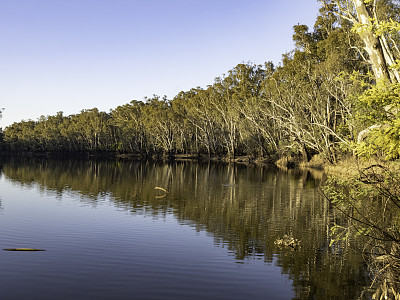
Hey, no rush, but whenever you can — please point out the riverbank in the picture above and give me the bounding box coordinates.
[3,150,397,179]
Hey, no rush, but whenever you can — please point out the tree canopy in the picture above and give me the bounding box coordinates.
[0,0,398,165]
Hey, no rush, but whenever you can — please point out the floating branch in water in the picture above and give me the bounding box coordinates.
[3,248,46,251]
[155,187,168,193]
[155,187,168,199]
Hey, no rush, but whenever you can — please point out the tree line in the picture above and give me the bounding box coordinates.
[0,1,363,161]
[1,0,399,165]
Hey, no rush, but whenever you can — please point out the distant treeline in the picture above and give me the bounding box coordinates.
[1,1,399,163]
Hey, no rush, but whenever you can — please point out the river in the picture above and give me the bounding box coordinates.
[0,158,370,299]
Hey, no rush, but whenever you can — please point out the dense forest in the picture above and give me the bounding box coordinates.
[1,0,399,165]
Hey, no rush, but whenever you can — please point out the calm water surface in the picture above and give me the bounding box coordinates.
[0,159,370,299]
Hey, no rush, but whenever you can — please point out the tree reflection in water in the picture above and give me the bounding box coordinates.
[2,158,371,299]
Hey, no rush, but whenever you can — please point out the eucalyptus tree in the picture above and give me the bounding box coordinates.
[33,112,65,151]
[67,108,112,152]
[189,63,267,158]
[208,76,242,158]
[58,116,78,152]
[263,52,322,160]
[318,2,400,297]
[262,54,337,161]
[170,92,197,155]
[4,120,38,151]
[141,96,178,155]
[260,9,366,162]
[324,0,400,83]
[222,63,271,157]
[111,101,147,153]
[318,0,400,149]
[179,88,224,156]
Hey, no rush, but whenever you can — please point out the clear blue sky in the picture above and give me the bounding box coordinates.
[0,0,320,128]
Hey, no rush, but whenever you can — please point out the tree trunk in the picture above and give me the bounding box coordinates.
[351,0,400,144]
[352,0,394,83]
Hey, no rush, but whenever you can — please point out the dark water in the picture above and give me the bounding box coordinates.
[0,158,370,299]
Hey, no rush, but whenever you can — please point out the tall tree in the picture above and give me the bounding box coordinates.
[327,0,400,83]
[111,101,147,153]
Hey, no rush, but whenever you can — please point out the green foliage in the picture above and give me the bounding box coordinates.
[352,19,400,37]
[0,2,373,162]
[391,60,400,71]
[323,165,400,295]
[329,224,351,246]
[323,165,400,247]
[355,83,400,159]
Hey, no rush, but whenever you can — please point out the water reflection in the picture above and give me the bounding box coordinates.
[1,158,370,299]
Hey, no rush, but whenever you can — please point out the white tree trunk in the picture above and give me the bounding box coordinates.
[352,0,394,82]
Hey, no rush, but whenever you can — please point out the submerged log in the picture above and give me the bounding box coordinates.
[3,248,45,251]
